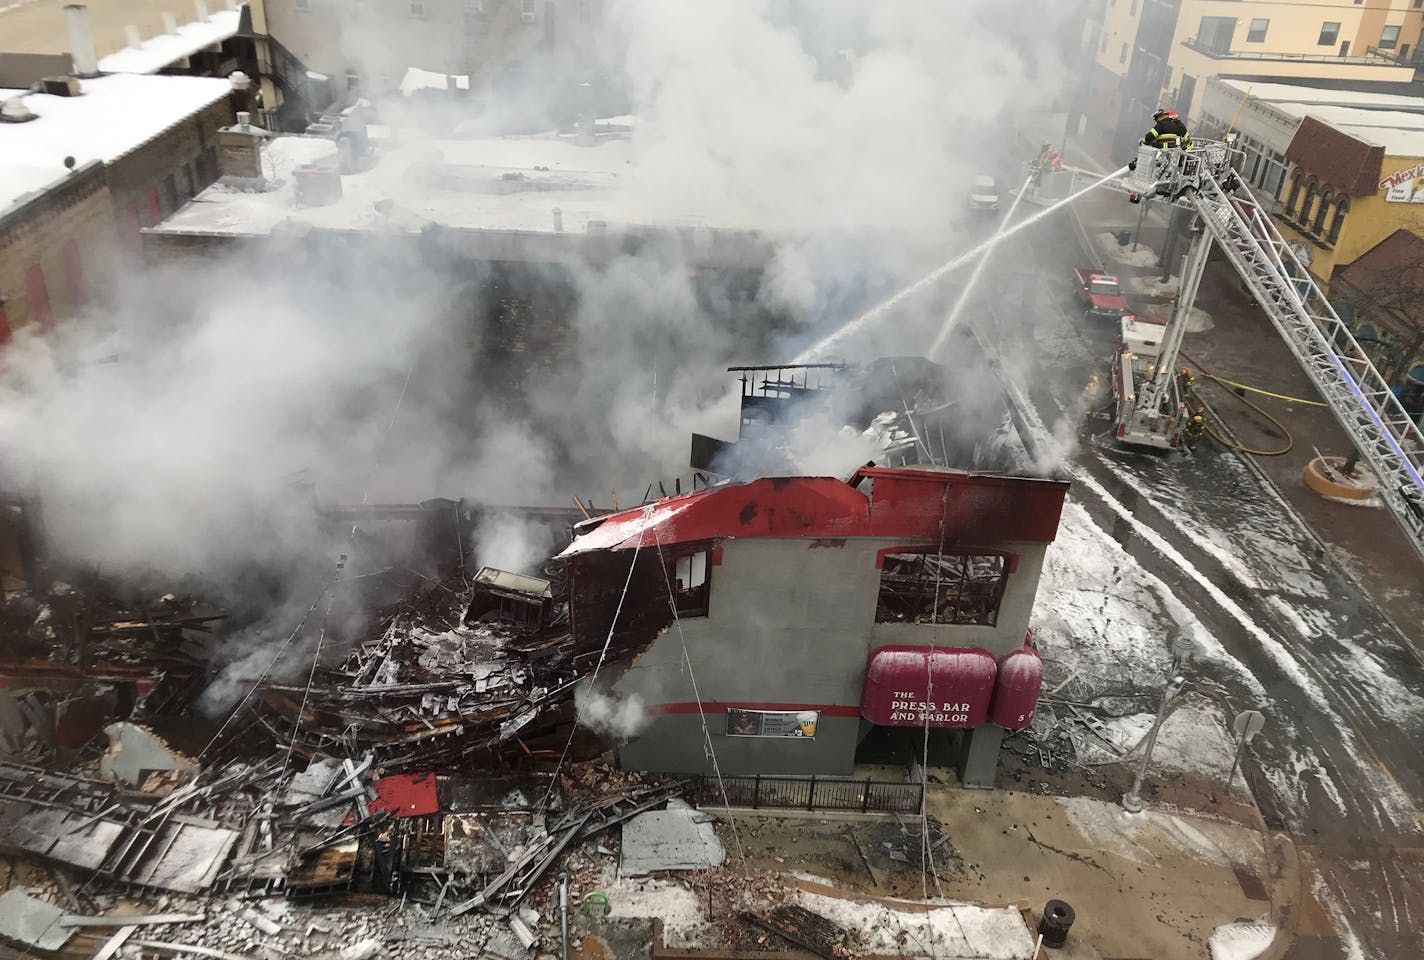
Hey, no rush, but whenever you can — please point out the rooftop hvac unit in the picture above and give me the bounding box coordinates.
[293,163,342,207]
[41,76,81,97]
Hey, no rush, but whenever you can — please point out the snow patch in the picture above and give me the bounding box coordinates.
[1209,921,1275,960]
[1069,701,1239,780]
[597,872,710,948]
[1058,796,1260,867]
[795,889,1037,959]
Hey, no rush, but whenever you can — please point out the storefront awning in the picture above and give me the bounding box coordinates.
[989,646,1043,731]
[861,646,997,728]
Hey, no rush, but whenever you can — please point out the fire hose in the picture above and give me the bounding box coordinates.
[1179,350,1296,457]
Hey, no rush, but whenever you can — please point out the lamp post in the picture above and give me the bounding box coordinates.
[1122,636,1195,813]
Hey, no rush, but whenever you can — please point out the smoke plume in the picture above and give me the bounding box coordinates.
[574,683,649,742]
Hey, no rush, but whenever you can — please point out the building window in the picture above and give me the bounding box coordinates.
[1120,41,1128,64]
[1285,171,1304,218]
[1129,0,1138,14]
[671,550,710,617]
[409,0,425,16]
[522,0,537,22]
[25,265,52,332]
[294,0,309,10]
[1313,186,1333,233]
[1197,16,1237,54]
[1328,196,1350,244]
[875,552,1010,627]
[464,0,484,15]
[1380,25,1402,49]
[1247,19,1269,43]
[1318,21,1341,46]
[1300,177,1319,224]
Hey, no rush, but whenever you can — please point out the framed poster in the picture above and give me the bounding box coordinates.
[726,708,818,738]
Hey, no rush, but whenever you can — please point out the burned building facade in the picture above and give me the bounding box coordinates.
[559,466,1071,788]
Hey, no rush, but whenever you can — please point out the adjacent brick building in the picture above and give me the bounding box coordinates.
[0,73,236,337]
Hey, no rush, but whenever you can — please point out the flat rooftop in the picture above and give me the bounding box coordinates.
[1,73,233,214]
[1218,78,1424,114]
[150,123,765,240]
[98,8,241,75]
[0,0,231,58]
[1217,78,1424,155]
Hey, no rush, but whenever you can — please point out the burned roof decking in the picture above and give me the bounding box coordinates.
[558,468,1070,557]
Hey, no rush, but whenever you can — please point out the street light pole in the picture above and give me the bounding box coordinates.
[1123,636,1195,814]
[1122,674,1186,813]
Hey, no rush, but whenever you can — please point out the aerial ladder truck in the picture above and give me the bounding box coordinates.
[1078,139,1424,562]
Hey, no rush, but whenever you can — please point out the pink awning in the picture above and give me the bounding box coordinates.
[861,646,997,728]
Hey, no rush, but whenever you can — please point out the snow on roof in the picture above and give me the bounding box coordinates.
[97,10,241,75]
[152,128,733,237]
[1217,78,1424,113]
[0,73,233,214]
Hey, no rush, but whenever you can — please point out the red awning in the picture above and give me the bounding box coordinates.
[369,772,440,817]
[989,646,1043,730]
[861,646,997,728]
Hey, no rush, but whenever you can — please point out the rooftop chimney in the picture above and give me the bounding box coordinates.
[64,5,98,78]
[162,11,177,33]
[217,111,272,186]
[125,25,141,48]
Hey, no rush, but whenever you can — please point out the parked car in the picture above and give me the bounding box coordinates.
[969,174,999,212]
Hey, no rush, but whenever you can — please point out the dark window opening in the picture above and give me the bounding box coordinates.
[1380,24,1401,49]
[1197,16,1237,54]
[671,549,710,617]
[1328,195,1349,244]
[1319,21,1340,46]
[875,552,1009,627]
[1247,18,1269,43]
[1313,186,1333,233]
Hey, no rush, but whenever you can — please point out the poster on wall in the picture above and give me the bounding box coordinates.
[1380,163,1424,203]
[725,709,818,738]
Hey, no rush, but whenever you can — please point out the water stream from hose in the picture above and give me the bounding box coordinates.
[793,165,1130,363]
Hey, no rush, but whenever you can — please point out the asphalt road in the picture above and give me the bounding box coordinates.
[969,189,1424,959]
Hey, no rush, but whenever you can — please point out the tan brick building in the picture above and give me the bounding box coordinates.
[0,74,236,340]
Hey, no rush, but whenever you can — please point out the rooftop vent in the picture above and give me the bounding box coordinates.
[41,76,82,97]
[293,162,342,207]
[64,5,98,78]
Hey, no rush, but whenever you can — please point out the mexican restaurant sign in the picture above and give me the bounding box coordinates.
[1380,162,1424,204]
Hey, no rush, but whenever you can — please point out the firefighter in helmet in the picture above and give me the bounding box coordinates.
[1184,407,1207,449]
[1144,108,1190,149]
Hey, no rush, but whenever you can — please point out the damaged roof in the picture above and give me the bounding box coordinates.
[558,467,1070,558]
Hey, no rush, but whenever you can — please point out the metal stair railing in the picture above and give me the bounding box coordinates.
[1187,171,1424,562]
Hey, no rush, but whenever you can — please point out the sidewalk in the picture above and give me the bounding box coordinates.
[1072,186,1424,648]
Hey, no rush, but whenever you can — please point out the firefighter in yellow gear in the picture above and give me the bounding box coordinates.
[1082,373,1101,412]
[1184,407,1207,449]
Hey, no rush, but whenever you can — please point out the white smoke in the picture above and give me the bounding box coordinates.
[0,0,1087,708]
[574,683,649,742]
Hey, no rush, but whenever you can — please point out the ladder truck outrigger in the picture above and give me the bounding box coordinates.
[1081,138,1424,562]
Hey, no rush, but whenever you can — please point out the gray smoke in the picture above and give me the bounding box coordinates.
[574,682,649,742]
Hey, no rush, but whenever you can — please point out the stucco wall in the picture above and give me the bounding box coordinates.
[1163,0,1419,119]
[614,535,1048,776]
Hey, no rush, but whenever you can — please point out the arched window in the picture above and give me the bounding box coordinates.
[1300,176,1319,223]
[1328,195,1350,244]
[1313,186,1334,233]
[1286,171,1304,217]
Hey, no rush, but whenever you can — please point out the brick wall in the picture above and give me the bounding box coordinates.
[107,97,237,249]
[0,96,235,341]
[0,163,113,338]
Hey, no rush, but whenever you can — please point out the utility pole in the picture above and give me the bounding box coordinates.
[1123,636,1195,813]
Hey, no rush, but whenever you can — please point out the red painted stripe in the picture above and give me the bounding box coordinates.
[648,701,861,718]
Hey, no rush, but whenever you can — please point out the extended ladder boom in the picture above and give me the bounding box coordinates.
[1110,142,1424,561]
